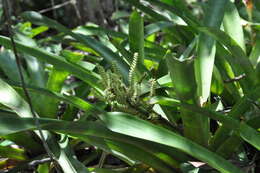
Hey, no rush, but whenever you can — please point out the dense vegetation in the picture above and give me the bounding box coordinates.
[0,0,259,172]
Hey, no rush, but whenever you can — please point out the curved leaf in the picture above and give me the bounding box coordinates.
[144,0,199,27]
[100,112,244,173]
[210,86,260,150]
[197,27,256,86]
[144,21,174,37]
[0,35,102,93]
[182,103,260,151]
[0,78,41,153]
[0,78,90,173]
[0,115,243,173]
[123,0,170,22]
[0,146,27,160]
[21,11,129,82]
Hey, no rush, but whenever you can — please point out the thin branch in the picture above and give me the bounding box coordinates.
[27,157,52,169]
[223,74,246,83]
[98,151,107,168]
[71,0,82,21]
[39,0,72,14]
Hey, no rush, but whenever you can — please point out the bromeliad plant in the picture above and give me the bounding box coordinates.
[95,53,158,120]
[0,0,260,172]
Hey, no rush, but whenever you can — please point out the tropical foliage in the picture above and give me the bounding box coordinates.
[0,0,259,172]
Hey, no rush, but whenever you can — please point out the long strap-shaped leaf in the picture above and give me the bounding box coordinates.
[149,93,260,152]
[223,1,246,52]
[21,11,130,82]
[78,135,177,173]
[126,0,256,87]
[129,10,144,67]
[0,116,243,173]
[210,86,260,150]
[0,78,90,173]
[198,27,256,87]
[10,83,191,171]
[0,35,102,93]
[144,0,200,27]
[0,78,42,153]
[13,83,260,172]
[1,82,259,172]
[11,81,260,151]
[123,0,170,22]
[181,104,260,151]
[166,53,209,146]
[195,0,228,104]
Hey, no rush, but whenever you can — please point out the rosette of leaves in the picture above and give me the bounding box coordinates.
[95,53,157,120]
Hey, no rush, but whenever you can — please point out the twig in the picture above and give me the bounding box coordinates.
[223,74,246,83]
[71,0,82,21]
[38,0,72,14]
[2,1,60,172]
[27,157,52,169]
[98,151,107,168]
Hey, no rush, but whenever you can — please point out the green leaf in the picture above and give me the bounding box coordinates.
[0,115,180,172]
[80,136,176,173]
[14,33,46,88]
[99,113,243,173]
[166,53,209,146]
[45,68,68,118]
[0,77,87,173]
[37,163,49,173]
[0,115,244,173]
[44,50,85,118]
[144,21,174,38]
[30,25,49,38]
[88,167,124,173]
[0,145,27,160]
[0,78,34,118]
[166,53,196,102]
[249,34,260,67]
[0,49,29,82]
[151,94,260,152]
[179,37,197,60]
[197,27,256,88]
[3,82,259,172]
[110,38,132,64]
[209,86,260,151]
[149,96,180,107]
[223,1,246,52]
[58,135,89,173]
[0,35,102,93]
[194,0,228,104]
[21,11,130,82]
[182,103,260,151]
[0,78,42,153]
[144,0,199,28]
[9,82,101,115]
[215,44,242,101]
[123,0,170,22]
[211,66,224,95]
[129,10,145,67]
[74,26,127,39]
